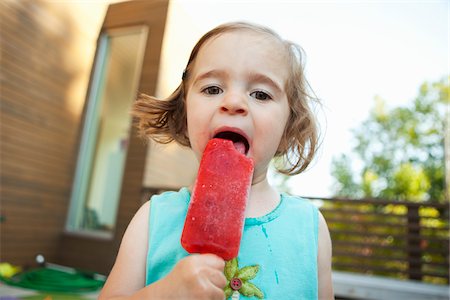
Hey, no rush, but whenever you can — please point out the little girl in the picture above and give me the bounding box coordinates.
[99,22,334,300]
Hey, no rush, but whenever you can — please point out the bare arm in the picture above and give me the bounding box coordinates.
[98,201,150,299]
[98,201,227,300]
[318,211,334,300]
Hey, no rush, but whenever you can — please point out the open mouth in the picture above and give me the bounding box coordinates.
[214,131,250,155]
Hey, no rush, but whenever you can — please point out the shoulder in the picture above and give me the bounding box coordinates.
[316,209,332,280]
[317,210,332,248]
[280,194,320,238]
[282,193,316,205]
[150,188,190,206]
[283,195,330,244]
[281,193,319,216]
[148,188,190,219]
[125,188,189,239]
[147,188,191,237]
[123,200,151,242]
[317,210,334,298]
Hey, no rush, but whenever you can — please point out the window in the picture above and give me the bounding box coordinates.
[66,26,148,238]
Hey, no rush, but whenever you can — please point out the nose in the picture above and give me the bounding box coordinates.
[220,93,248,115]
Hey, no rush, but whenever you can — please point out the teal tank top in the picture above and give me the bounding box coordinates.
[146,187,319,299]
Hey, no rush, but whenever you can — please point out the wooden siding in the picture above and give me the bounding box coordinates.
[0,0,106,268]
[1,0,168,274]
[58,0,169,275]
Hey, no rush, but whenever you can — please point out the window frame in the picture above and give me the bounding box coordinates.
[65,26,148,239]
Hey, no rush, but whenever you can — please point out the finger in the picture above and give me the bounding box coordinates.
[200,253,225,270]
[208,282,226,300]
[209,269,227,289]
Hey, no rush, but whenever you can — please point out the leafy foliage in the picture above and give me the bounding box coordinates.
[331,77,449,202]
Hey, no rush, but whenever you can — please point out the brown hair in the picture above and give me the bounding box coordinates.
[133,21,320,175]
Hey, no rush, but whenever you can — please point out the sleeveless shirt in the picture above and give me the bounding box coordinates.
[145,187,319,299]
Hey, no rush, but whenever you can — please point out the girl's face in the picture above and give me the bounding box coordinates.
[185,30,290,182]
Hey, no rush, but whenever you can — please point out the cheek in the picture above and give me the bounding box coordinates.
[274,108,291,153]
[186,115,200,147]
[185,95,197,137]
[256,119,285,155]
[278,111,292,146]
[185,108,208,157]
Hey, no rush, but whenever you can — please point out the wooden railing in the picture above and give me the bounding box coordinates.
[306,197,449,284]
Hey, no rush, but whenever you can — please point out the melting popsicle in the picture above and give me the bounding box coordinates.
[181,138,254,260]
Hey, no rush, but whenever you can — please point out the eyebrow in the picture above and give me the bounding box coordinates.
[247,72,283,94]
[192,70,229,85]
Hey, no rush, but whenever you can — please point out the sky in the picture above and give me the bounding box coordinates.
[161,0,449,197]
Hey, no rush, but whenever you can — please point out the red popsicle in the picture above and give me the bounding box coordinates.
[181,138,254,260]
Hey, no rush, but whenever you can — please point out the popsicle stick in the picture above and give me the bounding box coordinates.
[232,291,240,300]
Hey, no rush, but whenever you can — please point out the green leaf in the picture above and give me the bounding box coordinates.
[236,265,259,280]
[225,258,238,280]
[240,281,264,299]
[224,285,233,299]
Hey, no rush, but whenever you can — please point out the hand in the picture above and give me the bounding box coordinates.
[151,254,227,299]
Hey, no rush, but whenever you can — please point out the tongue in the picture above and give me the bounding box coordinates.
[233,141,246,154]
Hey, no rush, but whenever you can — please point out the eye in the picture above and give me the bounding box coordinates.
[202,86,223,95]
[250,90,272,101]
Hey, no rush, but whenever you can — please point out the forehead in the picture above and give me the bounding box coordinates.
[191,30,289,83]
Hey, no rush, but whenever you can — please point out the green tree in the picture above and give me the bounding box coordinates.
[331,77,449,203]
[327,78,449,284]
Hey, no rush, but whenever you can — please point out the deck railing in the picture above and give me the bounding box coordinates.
[306,196,449,284]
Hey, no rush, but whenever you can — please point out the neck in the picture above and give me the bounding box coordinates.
[245,176,280,218]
